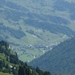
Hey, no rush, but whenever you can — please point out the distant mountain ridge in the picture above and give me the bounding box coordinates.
[29,37,75,75]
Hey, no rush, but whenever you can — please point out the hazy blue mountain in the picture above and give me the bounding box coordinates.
[0,0,75,61]
[29,38,75,75]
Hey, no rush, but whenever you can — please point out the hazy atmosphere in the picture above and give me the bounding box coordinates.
[0,0,75,75]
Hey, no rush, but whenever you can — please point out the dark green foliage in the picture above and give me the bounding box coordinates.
[0,40,9,55]
[0,40,51,75]
[35,67,51,75]
[18,66,25,75]
[44,71,51,75]
[0,40,20,74]
[30,38,75,75]
[10,54,19,64]
[18,65,51,75]
[0,60,3,70]
[18,65,33,75]
[0,40,9,49]
[36,67,44,75]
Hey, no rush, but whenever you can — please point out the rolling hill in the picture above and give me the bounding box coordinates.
[29,37,75,75]
[0,0,75,61]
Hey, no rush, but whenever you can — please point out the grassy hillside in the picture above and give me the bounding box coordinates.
[0,72,12,75]
[0,40,51,75]
[0,0,75,61]
[0,40,20,75]
[29,37,75,75]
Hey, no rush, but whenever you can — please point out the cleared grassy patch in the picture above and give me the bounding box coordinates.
[19,55,34,62]
[0,72,12,75]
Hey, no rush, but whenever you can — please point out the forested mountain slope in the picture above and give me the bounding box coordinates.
[0,0,75,61]
[30,38,75,75]
[0,40,51,75]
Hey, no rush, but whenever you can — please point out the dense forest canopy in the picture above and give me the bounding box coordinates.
[29,37,75,75]
[0,40,51,75]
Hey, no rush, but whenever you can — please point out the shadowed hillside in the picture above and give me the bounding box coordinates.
[29,37,75,75]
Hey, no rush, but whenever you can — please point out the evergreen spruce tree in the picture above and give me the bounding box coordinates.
[18,66,26,75]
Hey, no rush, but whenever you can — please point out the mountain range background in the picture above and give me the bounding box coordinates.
[0,0,75,75]
[0,0,75,62]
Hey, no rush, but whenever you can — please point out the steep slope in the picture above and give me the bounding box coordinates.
[0,40,51,75]
[29,38,75,75]
[0,0,75,61]
[0,40,20,75]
